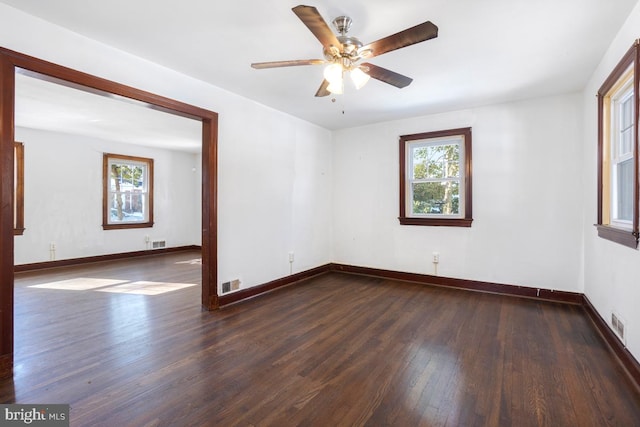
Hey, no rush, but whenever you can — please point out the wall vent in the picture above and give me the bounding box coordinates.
[222,281,231,293]
[611,312,626,343]
[221,279,240,294]
[151,239,166,249]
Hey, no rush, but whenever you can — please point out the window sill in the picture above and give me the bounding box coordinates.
[595,224,638,249]
[103,222,154,231]
[399,217,473,227]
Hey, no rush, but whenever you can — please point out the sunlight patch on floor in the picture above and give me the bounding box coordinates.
[97,281,197,295]
[30,277,127,290]
[29,278,197,295]
[175,258,201,265]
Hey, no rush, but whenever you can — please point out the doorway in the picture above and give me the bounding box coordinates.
[0,47,219,378]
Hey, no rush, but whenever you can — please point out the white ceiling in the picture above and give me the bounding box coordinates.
[4,0,639,144]
[15,72,203,152]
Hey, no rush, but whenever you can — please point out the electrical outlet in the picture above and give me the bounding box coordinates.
[289,252,295,263]
[432,252,440,263]
[231,279,241,290]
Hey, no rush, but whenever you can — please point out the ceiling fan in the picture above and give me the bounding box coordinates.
[251,5,438,97]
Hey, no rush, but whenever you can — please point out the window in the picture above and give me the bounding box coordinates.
[597,41,639,248]
[399,127,472,227]
[14,142,24,235]
[103,153,154,230]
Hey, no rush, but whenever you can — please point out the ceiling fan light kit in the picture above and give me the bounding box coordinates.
[350,67,370,90]
[323,61,370,94]
[323,63,344,94]
[251,5,438,97]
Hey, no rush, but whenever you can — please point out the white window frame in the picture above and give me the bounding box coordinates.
[406,137,465,219]
[610,81,634,229]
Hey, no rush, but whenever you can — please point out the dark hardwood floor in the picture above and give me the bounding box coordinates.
[2,251,639,426]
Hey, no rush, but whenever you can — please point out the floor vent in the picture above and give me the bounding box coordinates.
[151,240,166,249]
[611,312,626,343]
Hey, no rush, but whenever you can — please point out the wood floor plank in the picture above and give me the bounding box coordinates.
[1,252,639,426]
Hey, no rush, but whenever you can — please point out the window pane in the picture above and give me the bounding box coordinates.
[110,163,146,191]
[621,95,633,129]
[110,192,146,223]
[412,181,460,215]
[412,144,460,180]
[619,95,634,156]
[109,162,148,222]
[620,128,633,156]
[617,158,634,222]
[412,147,428,179]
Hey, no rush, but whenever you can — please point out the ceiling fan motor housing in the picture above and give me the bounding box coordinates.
[338,35,362,55]
[321,15,365,68]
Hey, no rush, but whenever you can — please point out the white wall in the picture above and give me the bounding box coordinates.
[14,127,200,264]
[582,2,640,361]
[0,3,334,291]
[333,93,584,292]
[5,0,639,371]
[217,118,333,287]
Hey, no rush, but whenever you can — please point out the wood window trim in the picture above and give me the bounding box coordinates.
[399,127,473,227]
[102,153,154,230]
[596,40,640,249]
[13,141,24,236]
[595,224,638,248]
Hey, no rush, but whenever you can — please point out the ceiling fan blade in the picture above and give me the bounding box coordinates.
[361,63,413,88]
[315,79,331,97]
[361,21,438,58]
[292,5,341,48]
[251,59,325,69]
